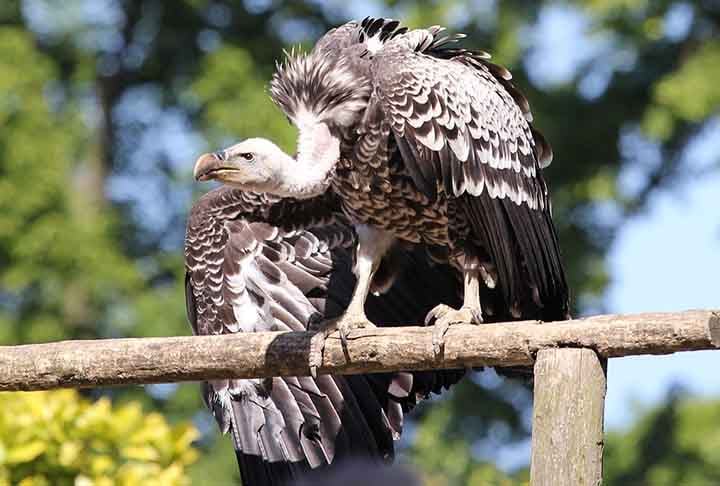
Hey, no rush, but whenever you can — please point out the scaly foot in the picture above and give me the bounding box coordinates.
[308,312,376,378]
[424,304,483,357]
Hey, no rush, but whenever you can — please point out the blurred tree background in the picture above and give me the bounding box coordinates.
[0,0,718,484]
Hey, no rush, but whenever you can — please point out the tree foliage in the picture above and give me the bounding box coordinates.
[0,390,198,486]
[605,392,720,485]
[0,26,140,344]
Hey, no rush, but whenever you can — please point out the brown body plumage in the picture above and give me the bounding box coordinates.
[334,149,450,246]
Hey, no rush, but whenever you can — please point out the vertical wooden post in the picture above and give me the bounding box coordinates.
[530,348,607,486]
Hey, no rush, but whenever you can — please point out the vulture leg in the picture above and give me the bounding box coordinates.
[425,256,484,356]
[309,225,396,376]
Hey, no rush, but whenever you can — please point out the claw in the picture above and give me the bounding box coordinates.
[424,304,482,358]
[432,319,452,356]
[309,330,332,378]
[339,325,350,348]
[424,303,453,326]
[306,312,375,377]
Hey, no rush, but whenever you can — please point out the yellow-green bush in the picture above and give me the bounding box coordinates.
[0,390,198,486]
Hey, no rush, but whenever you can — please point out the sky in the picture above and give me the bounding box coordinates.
[605,150,720,430]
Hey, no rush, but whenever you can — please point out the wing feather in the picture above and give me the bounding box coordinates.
[369,32,546,209]
[185,186,464,485]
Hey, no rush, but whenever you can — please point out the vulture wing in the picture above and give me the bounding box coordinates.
[367,28,569,320]
[185,186,463,485]
[368,29,547,206]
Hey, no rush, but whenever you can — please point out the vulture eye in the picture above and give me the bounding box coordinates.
[239,153,254,162]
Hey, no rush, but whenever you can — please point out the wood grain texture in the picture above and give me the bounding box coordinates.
[0,309,717,391]
[530,349,606,486]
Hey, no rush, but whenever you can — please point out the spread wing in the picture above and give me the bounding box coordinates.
[367,28,568,320]
[185,187,464,485]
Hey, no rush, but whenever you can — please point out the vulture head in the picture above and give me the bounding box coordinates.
[194,138,291,194]
[195,124,340,200]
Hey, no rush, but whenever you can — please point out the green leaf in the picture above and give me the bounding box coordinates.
[6,441,46,464]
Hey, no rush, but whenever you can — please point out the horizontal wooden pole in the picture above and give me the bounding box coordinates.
[0,309,718,391]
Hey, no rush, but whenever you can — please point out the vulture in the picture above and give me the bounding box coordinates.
[184,186,465,484]
[194,17,570,373]
[189,18,572,481]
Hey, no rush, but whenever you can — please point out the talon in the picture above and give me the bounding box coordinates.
[339,326,349,347]
[306,312,375,376]
[424,303,452,326]
[432,320,451,356]
[309,330,330,378]
[425,304,482,358]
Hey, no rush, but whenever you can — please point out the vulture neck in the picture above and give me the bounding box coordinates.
[274,120,340,199]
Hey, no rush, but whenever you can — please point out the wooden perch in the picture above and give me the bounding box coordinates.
[0,309,718,392]
[531,348,606,485]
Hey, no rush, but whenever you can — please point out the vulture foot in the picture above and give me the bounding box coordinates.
[308,313,376,378]
[425,304,483,357]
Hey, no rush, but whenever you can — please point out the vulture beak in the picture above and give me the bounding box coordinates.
[194,152,230,181]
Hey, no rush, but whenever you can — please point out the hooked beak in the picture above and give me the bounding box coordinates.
[194,152,233,181]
